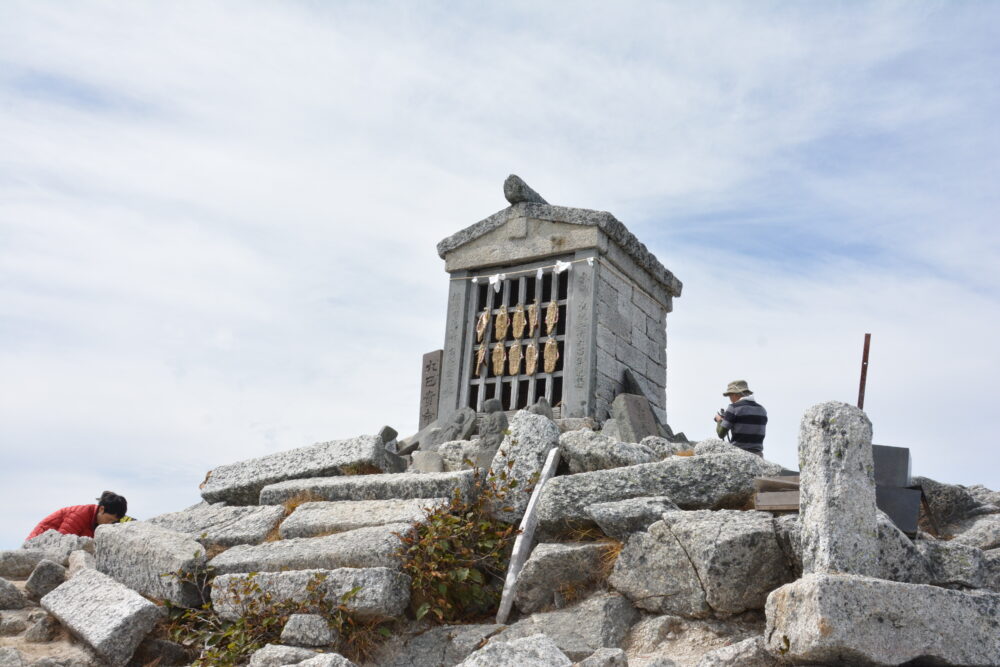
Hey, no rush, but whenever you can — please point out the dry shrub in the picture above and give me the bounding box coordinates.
[397,457,521,623]
[674,449,695,457]
[340,463,383,476]
[598,540,623,579]
[281,491,325,517]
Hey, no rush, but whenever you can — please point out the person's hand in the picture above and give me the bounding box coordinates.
[714,413,722,424]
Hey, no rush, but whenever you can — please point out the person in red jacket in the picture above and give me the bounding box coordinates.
[26,491,128,540]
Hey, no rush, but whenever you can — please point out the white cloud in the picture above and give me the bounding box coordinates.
[2,2,998,547]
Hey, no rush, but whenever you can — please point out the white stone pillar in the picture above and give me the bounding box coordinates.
[798,401,877,576]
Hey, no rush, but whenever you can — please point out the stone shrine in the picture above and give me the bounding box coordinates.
[432,175,682,423]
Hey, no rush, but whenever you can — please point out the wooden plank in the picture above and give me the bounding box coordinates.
[496,447,561,625]
[753,476,800,492]
[754,490,800,511]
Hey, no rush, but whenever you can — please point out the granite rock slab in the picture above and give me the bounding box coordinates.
[798,401,878,577]
[297,654,358,667]
[696,636,779,667]
[536,453,771,534]
[281,613,336,647]
[147,503,285,548]
[558,430,657,473]
[201,434,391,505]
[915,475,999,527]
[0,551,63,578]
[95,522,205,607]
[875,510,931,584]
[764,573,1000,666]
[640,435,689,458]
[66,550,95,579]
[212,567,410,621]
[610,511,791,617]
[209,523,409,575]
[22,531,94,562]
[24,613,59,643]
[25,559,66,601]
[489,411,560,523]
[40,568,162,667]
[915,538,986,589]
[494,592,638,661]
[0,578,26,610]
[0,648,22,667]
[378,624,503,667]
[260,470,475,505]
[951,514,1000,551]
[577,647,628,667]
[280,498,445,539]
[585,496,680,540]
[610,393,660,443]
[437,440,483,472]
[513,542,611,614]
[247,643,318,667]
[458,633,571,667]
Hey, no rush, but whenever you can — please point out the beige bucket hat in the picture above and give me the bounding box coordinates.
[723,380,751,396]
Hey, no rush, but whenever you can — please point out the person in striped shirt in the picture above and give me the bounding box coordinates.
[713,380,767,455]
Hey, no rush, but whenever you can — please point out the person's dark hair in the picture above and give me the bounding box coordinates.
[97,491,127,518]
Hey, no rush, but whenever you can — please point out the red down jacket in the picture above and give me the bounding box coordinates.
[27,504,99,540]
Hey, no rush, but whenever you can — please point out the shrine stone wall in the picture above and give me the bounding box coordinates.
[594,260,668,423]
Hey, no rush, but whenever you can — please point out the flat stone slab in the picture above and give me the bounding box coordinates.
[201,434,392,505]
[22,530,94,561]
[95,522,205,607]
[1,550,68,580]
[458,633,571,667]
[493,592,638,661]
[41,568,162,667]
[610,510,792,618]
[536,453,773,534]
[513,542,611,614]
[585,496,679,540]
[208,523,410,575]
[147,503,286,548]
[212,567,410,621]
[259,470,475,505]
[765,573,1000,665]
[378,624,504,667]
[280,498,447,539]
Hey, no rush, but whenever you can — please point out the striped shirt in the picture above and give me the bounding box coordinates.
[720,397,767,453]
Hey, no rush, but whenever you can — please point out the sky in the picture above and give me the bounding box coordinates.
[1,1,998,548]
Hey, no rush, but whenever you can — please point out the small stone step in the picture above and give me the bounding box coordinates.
[280,498,447,539]
[147,503,285,548]
[208,524,411,575]
[259,470,474,505]
[201,434,395,505]
[212,567,410,621]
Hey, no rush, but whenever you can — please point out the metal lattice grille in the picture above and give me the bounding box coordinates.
[465,268,569,413]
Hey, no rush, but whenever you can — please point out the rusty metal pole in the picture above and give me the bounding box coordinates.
[857,333,871,410]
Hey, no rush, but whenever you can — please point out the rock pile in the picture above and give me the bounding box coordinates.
[1,400,999,665]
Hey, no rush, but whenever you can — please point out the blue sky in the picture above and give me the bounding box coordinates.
[1,2,998,548]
